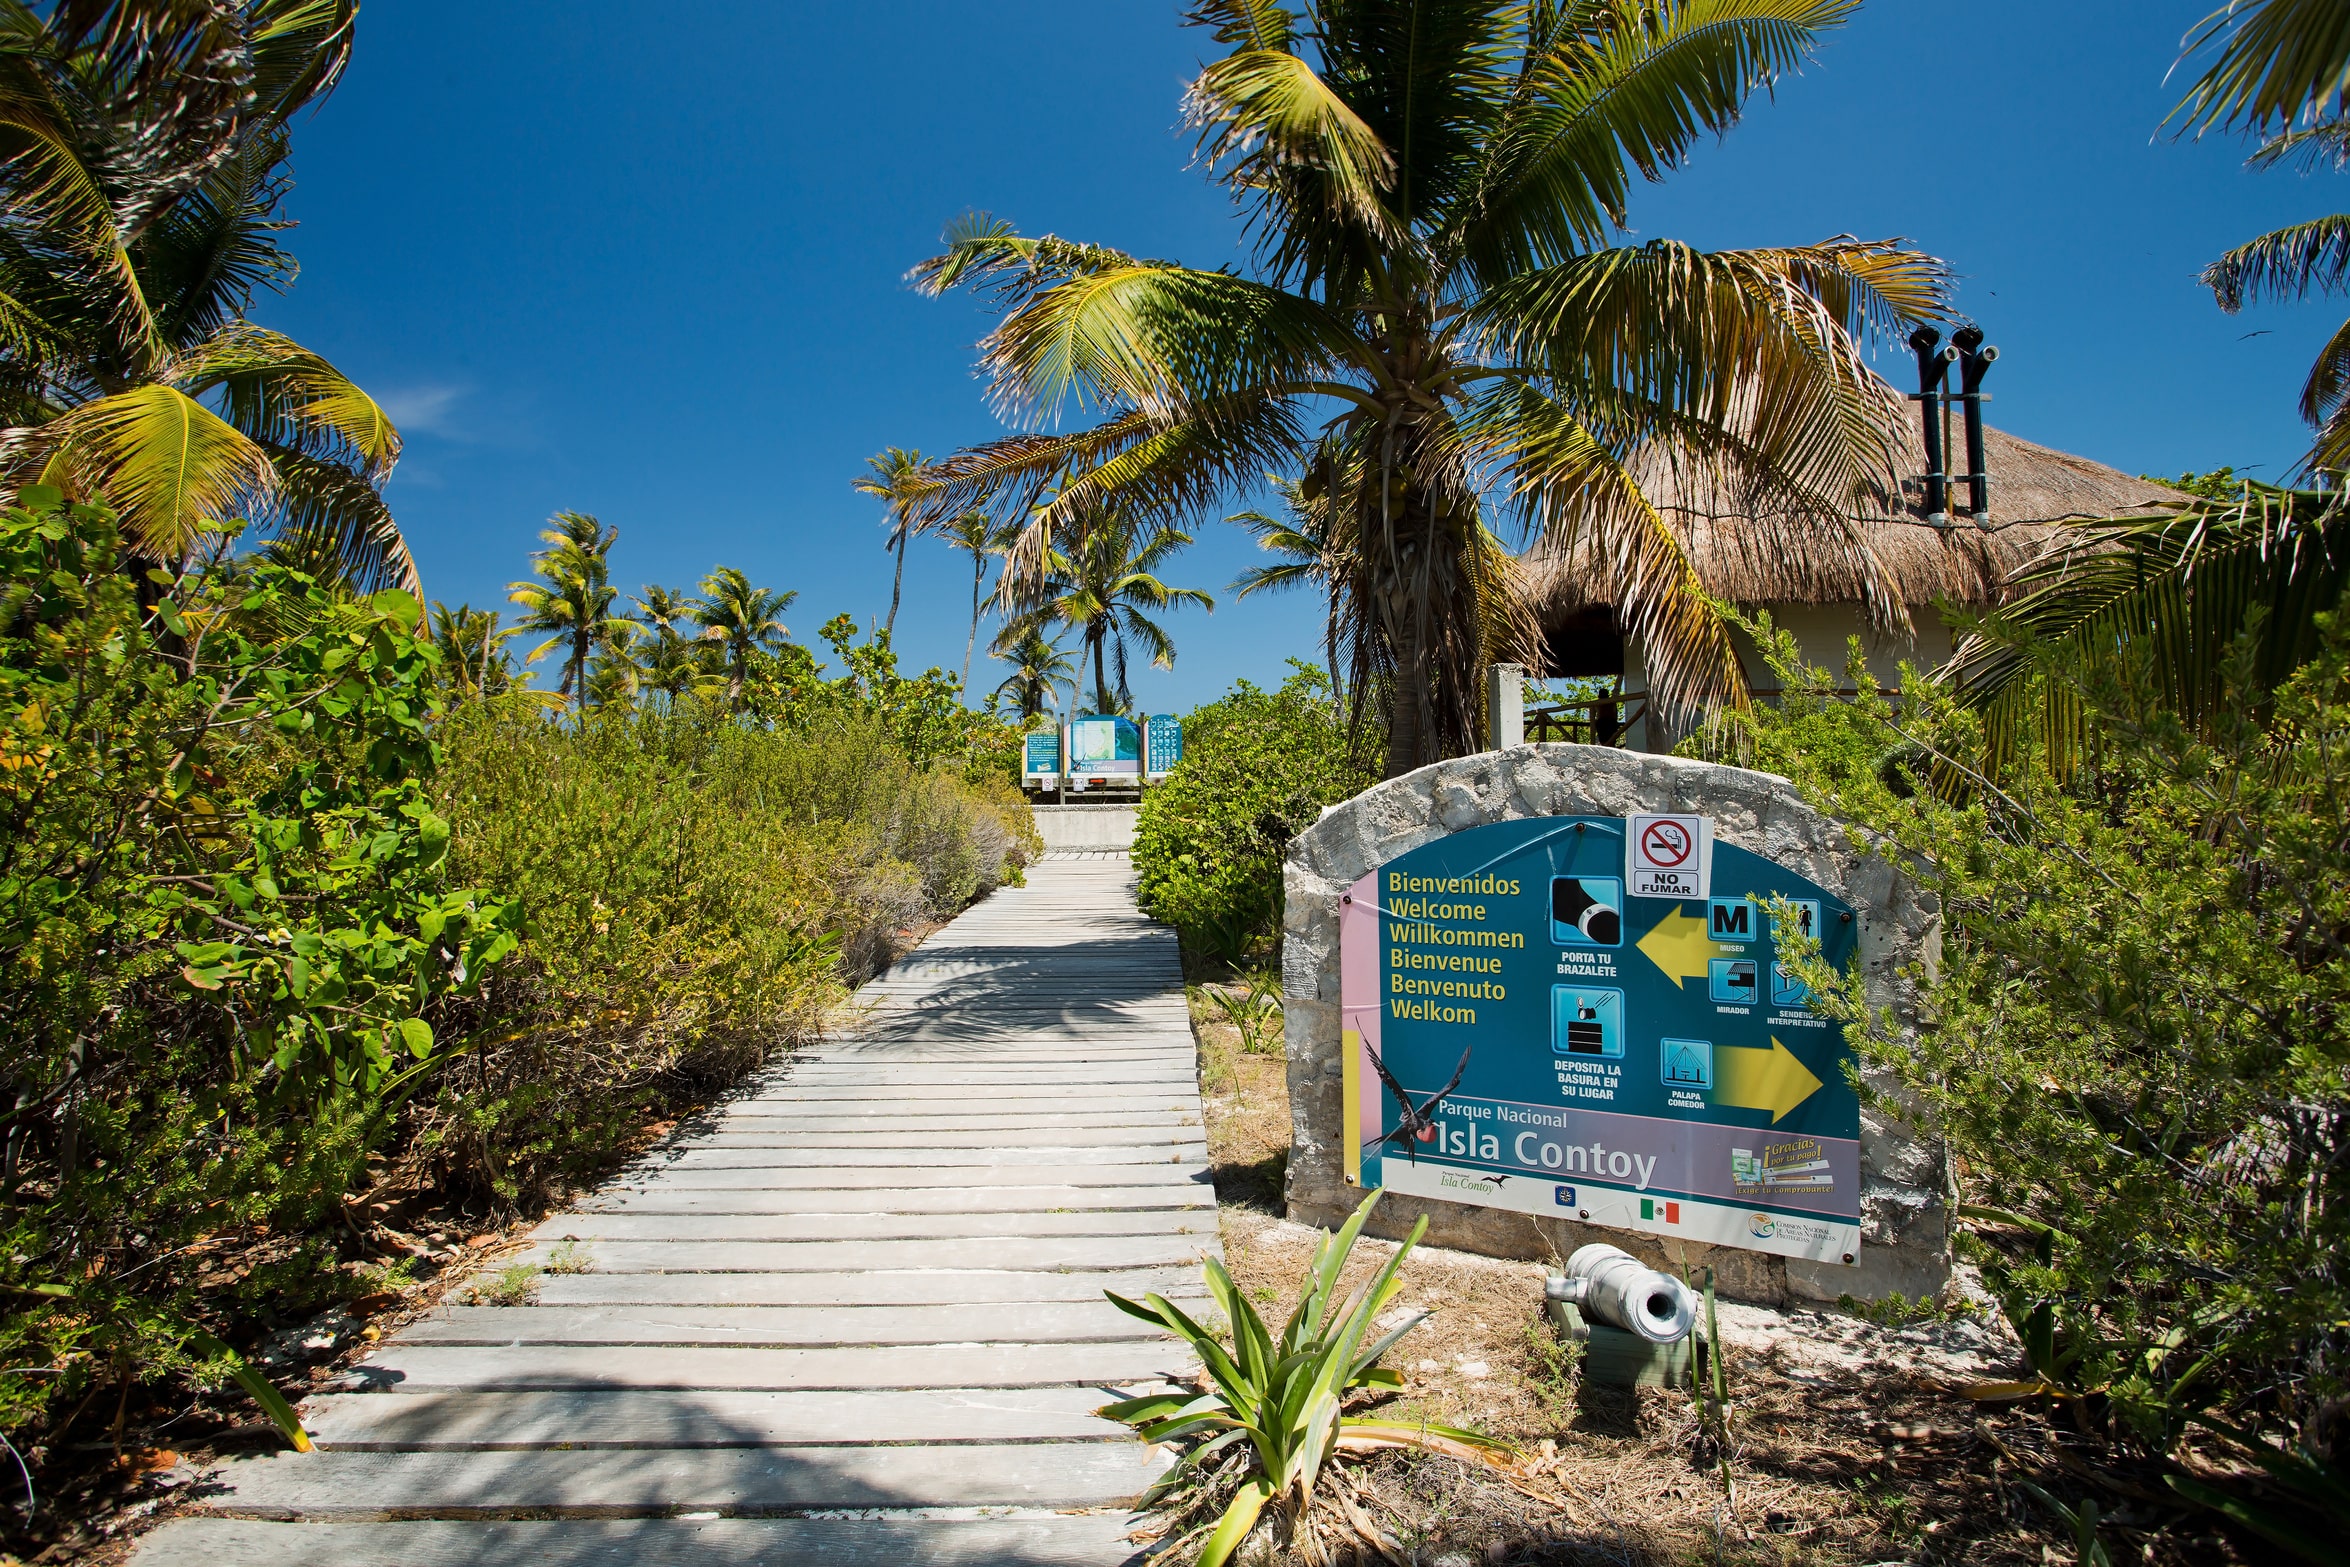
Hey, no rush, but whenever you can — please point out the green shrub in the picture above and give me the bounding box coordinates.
[419,699,1035,1206]
[0,490,1036,1475]
[1135,665,1375,970]
[0,492,519,1448]
[1696,613,2350,1544]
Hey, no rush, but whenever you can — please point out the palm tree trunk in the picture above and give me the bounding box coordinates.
[963,556,982,692]
[1090,624,1109,715]
[573,627,590,712]
[884,528,907,637]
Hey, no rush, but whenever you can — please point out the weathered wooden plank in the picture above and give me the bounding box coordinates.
[506,1232,1213,1274]
[301,1385,1132,1449]
[392,1299,1170,1348]
[192,1440,1169,1516]
[339,1339,1198,1392]
[575,1183,1211,1216]
[653,1142,1210,1169]
[688,1125,1195,1149]
[709,1099,1193,1122]
[529,1208,1209,1242]
[533,1266,1205,1308]
[131,1514,1149,1567]
[725,1082,1195,1103]
[605,1163,1210,1192]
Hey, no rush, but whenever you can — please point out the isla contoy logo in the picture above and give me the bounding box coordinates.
[1747,1213,1777,1239]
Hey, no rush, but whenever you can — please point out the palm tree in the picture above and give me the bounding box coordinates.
[630,583,720,703]
[584,622,644,712]
[939,509,1008,692]
[916,0,1940,775]
[508,513,631,710]
[852,447,940,636]
[1002,508,1212,714]
[991,624,1078,721]
[2178,0,2350,476]
[428,601,515,699]
[692,566,795,709]
[0,1,413,589]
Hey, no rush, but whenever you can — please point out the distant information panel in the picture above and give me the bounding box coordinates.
[1145,715,1183,778]
[1338,816,1860,1263]
[1069,716,1142,777]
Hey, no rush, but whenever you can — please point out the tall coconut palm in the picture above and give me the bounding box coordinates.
[2177,0,2350,476]
[692,565,795,709]
[916,0,1941,774]
[939,508,1008,692]
[0,1,413,588]
[508,512,630,710]
[991,624,1078,721]
[428,601,515,700]
[631,583,720,703]
[1002,509,1212,714]
[852,447,939,636]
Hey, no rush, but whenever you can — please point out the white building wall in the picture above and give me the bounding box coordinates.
[1628,601,1962,754]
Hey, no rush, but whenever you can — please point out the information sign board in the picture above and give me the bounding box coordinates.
[1338,816,1860,1263]
[1069,716,1142,776]
[1145,714,1184,778]
[1023,730,1061,782]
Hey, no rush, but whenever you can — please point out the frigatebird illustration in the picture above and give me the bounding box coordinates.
[1363,1043,1471,1164]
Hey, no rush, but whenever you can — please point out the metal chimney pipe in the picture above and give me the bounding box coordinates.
[1954,325,1998,525]
[1908,327,1955,524]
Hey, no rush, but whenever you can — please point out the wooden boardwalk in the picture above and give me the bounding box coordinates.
[135,855,1210,1566]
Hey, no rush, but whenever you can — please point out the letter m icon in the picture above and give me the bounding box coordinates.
[1709,898,1752,940]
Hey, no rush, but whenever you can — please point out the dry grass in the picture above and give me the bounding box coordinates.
[1187,1011,2254,1566]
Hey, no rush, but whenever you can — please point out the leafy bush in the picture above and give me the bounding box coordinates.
[421,699,1035,1205]
[1135,665,1375,969]
[1696,613,2350,1550]
[743,613,1027,784]
[0,490,518,1447]
[0,490,1036,1489]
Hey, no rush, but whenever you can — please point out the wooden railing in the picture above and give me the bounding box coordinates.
[1524,692,1647,747]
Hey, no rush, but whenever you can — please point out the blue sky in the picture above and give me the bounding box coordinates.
[263,1,2338,713]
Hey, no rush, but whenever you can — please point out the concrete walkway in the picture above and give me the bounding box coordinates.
[134,856,1212,1566]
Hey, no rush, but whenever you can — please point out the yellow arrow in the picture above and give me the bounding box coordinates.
[1636,907,1729,988]
[1714,1037,1824,1122]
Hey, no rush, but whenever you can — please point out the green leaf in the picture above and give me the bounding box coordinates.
[186,1331,312,1453]
[396,1017,434,1061]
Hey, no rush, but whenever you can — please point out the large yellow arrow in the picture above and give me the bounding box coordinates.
[1636,907,1729,988]
[1714,1037,1824,1122]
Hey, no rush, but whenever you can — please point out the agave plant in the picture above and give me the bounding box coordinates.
[1103,1191,1507,1565]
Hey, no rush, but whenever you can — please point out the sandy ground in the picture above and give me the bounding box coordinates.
[1185,987,2252,1567]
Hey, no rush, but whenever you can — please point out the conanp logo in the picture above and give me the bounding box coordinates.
[1747,1213,1777,1239]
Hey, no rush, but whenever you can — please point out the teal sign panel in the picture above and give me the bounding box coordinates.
[1023,731,1060,778]
[1146,714,1183,777]
[1337,816,1862,1263]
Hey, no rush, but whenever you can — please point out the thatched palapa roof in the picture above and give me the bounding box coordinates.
[1520,424,2185,615]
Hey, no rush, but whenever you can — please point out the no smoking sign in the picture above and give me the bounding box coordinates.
[1627,812,1714,899]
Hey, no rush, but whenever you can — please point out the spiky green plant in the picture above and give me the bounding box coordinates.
[1101,1191,1507,1565]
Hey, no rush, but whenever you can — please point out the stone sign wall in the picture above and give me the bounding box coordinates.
[1281,744,1951,1306]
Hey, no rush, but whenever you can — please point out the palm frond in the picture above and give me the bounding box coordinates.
[2247,117,2350,170]
[177,324,402,479]
[1945,483,2350,773]
[47,381,273,562]
[255,443,416,594]
[2203,214,2350,310]
[1184,38,1399,239]
[1451,0,1861,281]
[2170,0,2350,139]
[1462,380,1746,723]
